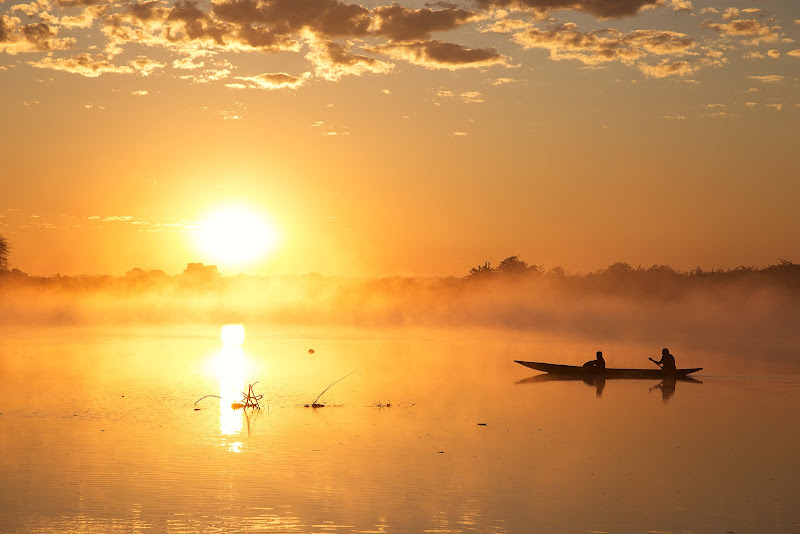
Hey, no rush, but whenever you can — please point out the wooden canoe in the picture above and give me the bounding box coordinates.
[514,360,702,379]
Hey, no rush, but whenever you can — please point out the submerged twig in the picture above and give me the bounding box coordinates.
[194,381,263,410]
[194,394,222,405]
[305,371,355,408]
[233,381,263,410]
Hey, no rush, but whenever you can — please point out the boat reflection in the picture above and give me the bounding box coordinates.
[515,373,701,401]
[650,379,677,403]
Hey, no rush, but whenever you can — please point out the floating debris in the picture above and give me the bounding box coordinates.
[308,349,315,355]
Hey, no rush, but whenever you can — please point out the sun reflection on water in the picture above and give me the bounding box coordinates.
[214,324,248,437]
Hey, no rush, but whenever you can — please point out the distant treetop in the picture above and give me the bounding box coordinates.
[0,234,9,271]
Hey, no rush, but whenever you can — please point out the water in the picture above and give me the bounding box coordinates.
[1,326,799,533]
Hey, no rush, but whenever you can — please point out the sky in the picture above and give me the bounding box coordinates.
[1,0,798,277]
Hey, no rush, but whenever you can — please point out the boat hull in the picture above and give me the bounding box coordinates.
[514,360,702,379]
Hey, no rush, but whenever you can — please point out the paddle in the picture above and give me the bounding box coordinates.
[649,357,662,368]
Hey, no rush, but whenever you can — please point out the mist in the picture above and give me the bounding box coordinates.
[2,259,798,366]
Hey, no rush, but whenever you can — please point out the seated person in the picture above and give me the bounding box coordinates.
[653,348,676,374]
[583,350,606,370]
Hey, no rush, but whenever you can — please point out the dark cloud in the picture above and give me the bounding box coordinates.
[21,22,57,50]
[368,39,505,69]
[1,16,75,52]
[513,23,695,65]
[166,0,227,45]
[212,0,268,26]
[476,0,661,19]
[372,4,480,42]
[0,15,13,43]
[256,0,371,38]
[53,0,111,6]
[128,1,169,23]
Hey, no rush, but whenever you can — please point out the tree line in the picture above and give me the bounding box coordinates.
[1,233,798,294]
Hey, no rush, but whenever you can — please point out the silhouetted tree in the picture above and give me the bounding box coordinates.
[468,261,495,278]
[603,262,634,275]
[178,263,221,287]
[0,234,9,271]
[497,256,529,276]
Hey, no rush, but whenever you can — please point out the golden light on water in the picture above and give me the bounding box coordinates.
[216,324,247,437]
[221,324,245,346]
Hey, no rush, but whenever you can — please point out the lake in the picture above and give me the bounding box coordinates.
[1,325,799,533]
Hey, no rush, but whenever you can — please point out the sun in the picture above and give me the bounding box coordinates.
[195,205,279,267]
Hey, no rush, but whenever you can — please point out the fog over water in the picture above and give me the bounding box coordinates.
[2,260,798,371]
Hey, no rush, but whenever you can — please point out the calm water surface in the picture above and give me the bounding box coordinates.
[1,326,799,533]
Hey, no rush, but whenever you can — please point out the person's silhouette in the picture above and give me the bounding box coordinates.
[651,348,676,375]
[583,350,606,370]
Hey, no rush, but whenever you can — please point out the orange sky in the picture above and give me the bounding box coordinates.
[1,0,799,276]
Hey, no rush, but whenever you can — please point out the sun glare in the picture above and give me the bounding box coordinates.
[196,206,279,267]
[220,324,245,346]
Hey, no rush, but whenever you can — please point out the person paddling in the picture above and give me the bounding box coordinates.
[583,350,606,370]
[650,348,676,375]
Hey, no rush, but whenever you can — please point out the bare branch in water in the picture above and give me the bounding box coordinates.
[306,371,355,407]
[194,394,222,405]
[195,381,263,409]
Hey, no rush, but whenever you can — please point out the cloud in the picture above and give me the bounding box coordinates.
[766,49,779,58]
[489,77,516,85]
[216,110,241,120]
[371,4,481,42]
[437,89,485,103]
[475,0,661,19]
[53,0,107,6]
[670,0,692,13]
[764,103,781,111]
[701,18,781,43]
[368,39,506,70]
[129,55,165,76]
[234,71,310,90]
[306,38,394,81]
[172,54,205,69]
[0,15,75,53]
[44,4,107,29]
[748,74,783,83]
[638,59,697,78]
[788,49,800,58]
[480,17,534,34]
[211,0,371,39]
[10,0,49,17]
[513,23,695,66]
[30,53,134,76]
